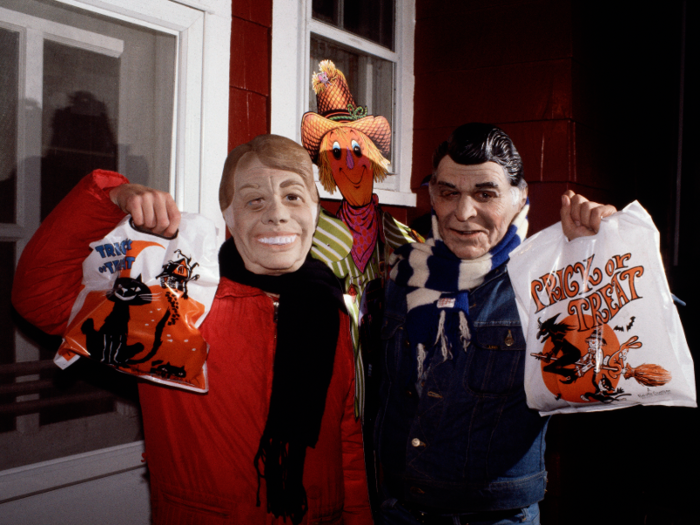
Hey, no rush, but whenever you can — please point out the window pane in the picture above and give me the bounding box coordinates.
[310,36,395,164]
[41,41,120,220]
[0,27,18,224]
[312,0,395,51]
[312,0,338,26]
[343,0,394,50]
[0,0,176,470]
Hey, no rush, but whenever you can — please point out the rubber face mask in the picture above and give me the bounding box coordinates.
[430,158,526,260]
[223,153,318,275]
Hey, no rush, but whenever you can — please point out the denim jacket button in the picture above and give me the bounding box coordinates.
[411,438,422,447]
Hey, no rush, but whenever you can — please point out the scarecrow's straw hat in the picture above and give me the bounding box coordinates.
[301,60,391,162]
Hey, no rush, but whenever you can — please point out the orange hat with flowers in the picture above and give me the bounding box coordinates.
[301,60,392,163]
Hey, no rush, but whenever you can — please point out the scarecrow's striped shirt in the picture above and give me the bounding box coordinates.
[312,207,423,417]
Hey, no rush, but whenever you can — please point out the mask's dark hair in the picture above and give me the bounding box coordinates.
[432,123,525,188]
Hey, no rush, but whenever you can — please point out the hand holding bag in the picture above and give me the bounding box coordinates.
[507,201,696,415]
[56,213,219,392]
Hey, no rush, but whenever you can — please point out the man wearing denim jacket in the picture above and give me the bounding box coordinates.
[374,123,616,525]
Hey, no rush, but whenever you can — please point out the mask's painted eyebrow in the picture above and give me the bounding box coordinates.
[238,179,306,192]
[280,179,306,189]
[237,182,260,191]
[475,181,500,189]
[436,181,500,190]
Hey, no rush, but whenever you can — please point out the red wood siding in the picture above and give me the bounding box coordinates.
[411,0,606,234]
[228,0,272,151]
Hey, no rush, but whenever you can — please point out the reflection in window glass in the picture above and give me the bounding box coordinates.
[0,28,18,224]
[310,36,394,163]
[42,41,120,220]
[312,0,395,50]
[0,0,176,470]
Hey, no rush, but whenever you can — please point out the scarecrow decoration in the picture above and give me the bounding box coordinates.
[302,60,423,417]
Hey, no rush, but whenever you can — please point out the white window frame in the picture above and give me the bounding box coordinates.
[1,4,133,449]
[270,0,416,206]
[54,0,232,242]
[0,6,125,247]
[0,0,231,515]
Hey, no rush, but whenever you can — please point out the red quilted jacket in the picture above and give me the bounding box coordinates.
[12,171,373,525]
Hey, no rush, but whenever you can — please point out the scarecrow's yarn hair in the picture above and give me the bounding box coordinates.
[317,127,390,194]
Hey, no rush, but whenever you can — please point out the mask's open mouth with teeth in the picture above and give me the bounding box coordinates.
[258,235,297,246]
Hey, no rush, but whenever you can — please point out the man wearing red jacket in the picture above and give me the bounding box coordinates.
[13,134,372,525]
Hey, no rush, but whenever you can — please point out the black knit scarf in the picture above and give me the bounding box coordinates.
[218,238,345,524]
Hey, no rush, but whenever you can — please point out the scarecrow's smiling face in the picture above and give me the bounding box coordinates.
[322,128,374,207]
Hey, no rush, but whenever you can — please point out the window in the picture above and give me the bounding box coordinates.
[0,0,230,475]
[271,0,416,206]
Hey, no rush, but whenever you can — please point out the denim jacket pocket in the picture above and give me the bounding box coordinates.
[463,324,525,396]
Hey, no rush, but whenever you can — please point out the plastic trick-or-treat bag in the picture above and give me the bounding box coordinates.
[55,214,220,393]
[507,201,696,415]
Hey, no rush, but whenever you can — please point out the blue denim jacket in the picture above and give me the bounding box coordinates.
[374,263,549,513]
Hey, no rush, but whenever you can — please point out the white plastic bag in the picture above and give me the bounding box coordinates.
[508,201,696,415]
[56,213,220,392]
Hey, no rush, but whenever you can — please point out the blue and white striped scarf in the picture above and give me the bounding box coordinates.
[389,201,529,386]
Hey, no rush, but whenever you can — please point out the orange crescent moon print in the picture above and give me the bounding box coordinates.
[539,316,620,402]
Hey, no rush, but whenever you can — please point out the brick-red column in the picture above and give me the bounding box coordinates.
[228,0,272,151]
